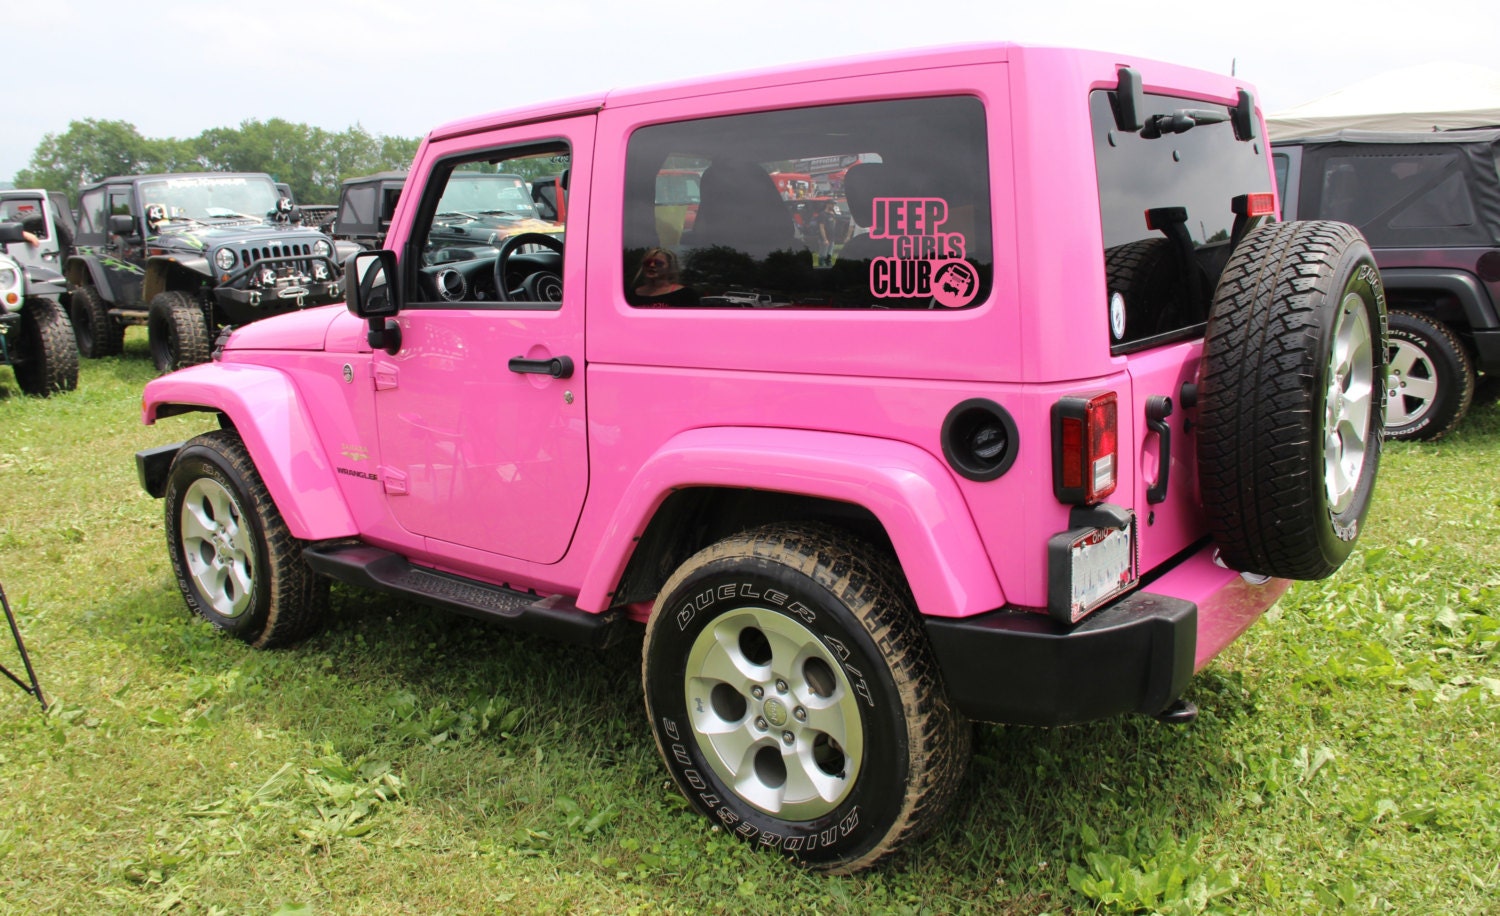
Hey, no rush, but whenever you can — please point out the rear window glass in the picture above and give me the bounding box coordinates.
[1319,152,1475,229]
[1092,90,1272,351]
[623,96,992,310]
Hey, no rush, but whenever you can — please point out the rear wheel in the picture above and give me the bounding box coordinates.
[163,430,327,647]
[11,297,79,395]
[1197,220,1385,580]
[70,284,124,358]
[1383,309,1474,441]
[148,290,212,372]
[642,524,969,873]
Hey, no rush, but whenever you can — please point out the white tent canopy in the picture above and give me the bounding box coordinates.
[1266,62,1500,140]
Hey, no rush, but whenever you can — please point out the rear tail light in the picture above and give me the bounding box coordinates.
[1233,192,1278,218]
[1052,392,1119,504]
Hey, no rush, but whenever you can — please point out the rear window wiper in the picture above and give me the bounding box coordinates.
[1140,108,1228,138]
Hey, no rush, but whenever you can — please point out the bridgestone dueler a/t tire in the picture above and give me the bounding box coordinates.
[642,525,970,874]
[1197,220,1386,580]
[164,430,327,648]
[149,290,212,373]
[1384,309,1474,441]
[70,284,124,358]
[12,297,79,396]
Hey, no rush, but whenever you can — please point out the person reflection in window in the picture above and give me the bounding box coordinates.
[627,247,698,307]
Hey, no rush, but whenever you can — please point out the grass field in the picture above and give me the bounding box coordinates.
[1,330,1496,915]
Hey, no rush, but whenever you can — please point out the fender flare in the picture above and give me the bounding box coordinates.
[145,254,212,302]
[1379,267,1500,330]
[64,255,126,303]
[142,363,357,540]
[577,427,1005,619]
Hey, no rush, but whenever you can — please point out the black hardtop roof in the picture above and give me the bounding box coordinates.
[1275,128,1500,148]
[341,170,408,187]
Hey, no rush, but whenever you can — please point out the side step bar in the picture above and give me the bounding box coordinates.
[303,542,622,648]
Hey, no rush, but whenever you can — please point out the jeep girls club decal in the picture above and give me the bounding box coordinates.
[867,197,978,308]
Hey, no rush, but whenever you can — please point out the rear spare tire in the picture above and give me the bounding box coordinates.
[1197,220,1385,580]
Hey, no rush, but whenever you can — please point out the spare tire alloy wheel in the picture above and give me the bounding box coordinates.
[642,525,969,874]
[1197,220,1386,581]
[1383,309,1475,441]
[163,430,327,648]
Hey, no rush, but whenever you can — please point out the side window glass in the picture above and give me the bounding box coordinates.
[0,196,47,239]
[623,96,992,310]
[409,144,570,310]
[77,189,105,235]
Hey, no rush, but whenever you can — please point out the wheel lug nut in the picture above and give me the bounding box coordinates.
[751,686,764,699]
[775,679,788,693]
[782,731,794,745]
[794,707,807,721]
[755,717,768,730]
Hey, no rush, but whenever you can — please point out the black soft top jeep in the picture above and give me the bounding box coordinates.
[1274,129,1500,439]
[64,172,357,372]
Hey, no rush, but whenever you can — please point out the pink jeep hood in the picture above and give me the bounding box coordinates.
[222,305,343,351]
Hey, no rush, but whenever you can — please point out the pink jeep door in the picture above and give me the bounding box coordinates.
[373,120,592,564]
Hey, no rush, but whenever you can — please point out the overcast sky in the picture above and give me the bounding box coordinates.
[8,0,1499,185]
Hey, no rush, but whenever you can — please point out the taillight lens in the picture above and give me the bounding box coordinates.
[1052,392,1119,504]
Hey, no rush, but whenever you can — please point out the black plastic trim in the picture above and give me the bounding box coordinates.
[302,542,621,648]
[135,442,183,498]
[941,398,1019,482]
[925,588,1196,727]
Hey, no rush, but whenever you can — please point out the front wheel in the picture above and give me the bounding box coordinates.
[1383,310,1475,441]
[642,525,969,873]
[148,290,212,373]
[163,430,327,647]
[11,297,79,396]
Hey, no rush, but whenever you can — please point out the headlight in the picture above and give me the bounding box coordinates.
[215,248,238,272]
[313,240,332,258]
[0,267,18,291]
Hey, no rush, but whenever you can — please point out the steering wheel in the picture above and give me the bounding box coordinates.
[493,232,564,302]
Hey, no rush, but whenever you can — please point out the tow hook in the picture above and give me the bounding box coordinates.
[1153,698,1198,725]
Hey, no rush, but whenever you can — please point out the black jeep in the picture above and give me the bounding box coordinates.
[327,171,406,250]
[1274,130,1500,439]
[64,172,357,372]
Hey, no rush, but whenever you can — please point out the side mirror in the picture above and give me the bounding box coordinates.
[109,213,137,235]
[0,222,23,245]
[346,250,402,354]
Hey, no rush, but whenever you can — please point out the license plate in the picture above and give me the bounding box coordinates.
[1066,523,1134,623]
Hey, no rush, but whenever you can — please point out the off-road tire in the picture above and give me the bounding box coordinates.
[163,430,328,648]
[1383,309,1474,441]
[148,290,212,373]
[11,297,79,396]
[70,284,124,358]
[1198,220,1386,580]
[642,524,970,874]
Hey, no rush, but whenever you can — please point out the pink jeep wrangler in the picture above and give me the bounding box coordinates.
[136,43,1385,872]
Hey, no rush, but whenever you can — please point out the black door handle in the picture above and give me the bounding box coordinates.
[508,355,574,379]
[1145,395,1173,504]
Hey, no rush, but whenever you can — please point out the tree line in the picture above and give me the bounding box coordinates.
[12,118,422,208]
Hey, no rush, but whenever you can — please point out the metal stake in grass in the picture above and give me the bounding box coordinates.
[1,581,46,710]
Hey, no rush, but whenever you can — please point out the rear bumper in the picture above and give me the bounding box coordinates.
[926,542,1287,727]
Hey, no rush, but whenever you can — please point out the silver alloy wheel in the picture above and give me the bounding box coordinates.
[683,607,864,820]
[1384,335,1438,429]
[1325,291,1376,514]
[179,477,255,619]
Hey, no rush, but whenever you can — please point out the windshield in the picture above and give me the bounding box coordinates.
[436,174,539,217]
[138,175,281,221]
